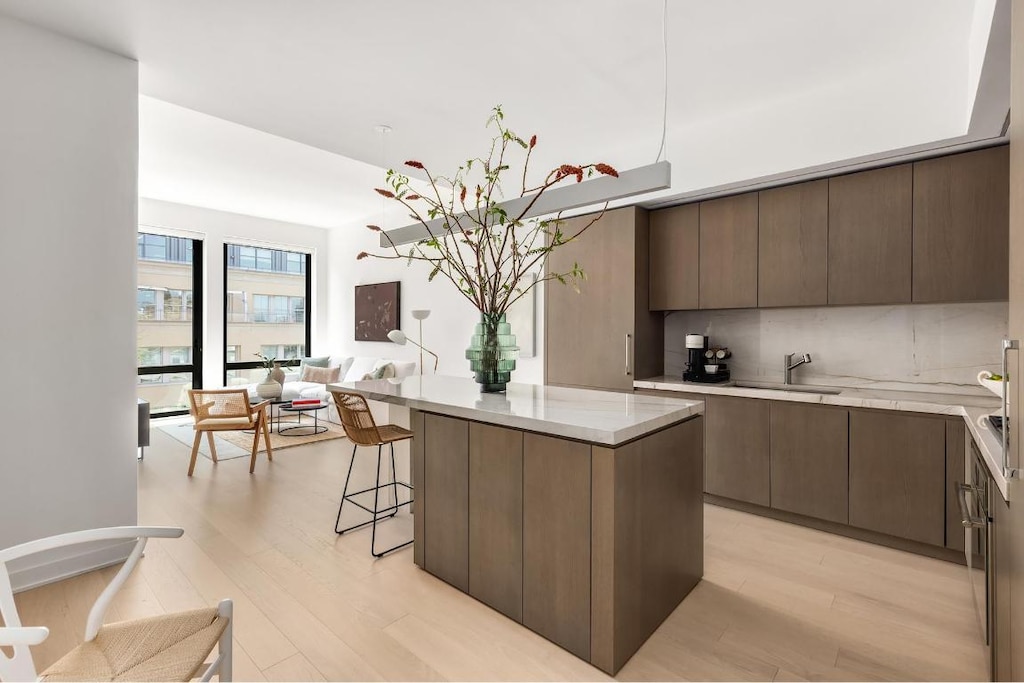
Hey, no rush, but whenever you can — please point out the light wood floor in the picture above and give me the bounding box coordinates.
[14,424,988,681]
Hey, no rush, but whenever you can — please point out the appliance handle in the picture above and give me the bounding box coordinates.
[625,334,633,376]
[1002,339,1019,479]
[957,483,987,528]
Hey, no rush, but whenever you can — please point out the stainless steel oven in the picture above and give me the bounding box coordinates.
[958,435,992,659]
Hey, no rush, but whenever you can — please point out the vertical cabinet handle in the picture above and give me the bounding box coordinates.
[957,483,987,528]
[1002,339,1020,479]
[625,333,633,376]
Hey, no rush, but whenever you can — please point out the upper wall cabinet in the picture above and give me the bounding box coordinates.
[828,164,914,306]
[649,204,699,311]
[757,179,828,308]
[699,193,759,309]
[912,145,1009,303]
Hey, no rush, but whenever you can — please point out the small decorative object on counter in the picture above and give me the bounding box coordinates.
[684,335,732,383]
[979,370,1009,404]
[357,106,620,392]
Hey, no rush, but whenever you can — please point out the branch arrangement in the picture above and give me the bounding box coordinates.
[357,105,619,316]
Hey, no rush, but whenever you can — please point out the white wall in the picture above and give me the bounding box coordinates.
[0,15,139,589]
[327,215,545,385]
[665,302,1008,395]
[139,199,331,386]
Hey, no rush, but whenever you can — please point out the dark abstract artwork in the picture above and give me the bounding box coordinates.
[354,281,401,341]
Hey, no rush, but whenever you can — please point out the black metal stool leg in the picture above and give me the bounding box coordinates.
[389,443,399,514]
[334,443,358,533]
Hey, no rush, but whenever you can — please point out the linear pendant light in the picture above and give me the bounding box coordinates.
[380,160,672,248]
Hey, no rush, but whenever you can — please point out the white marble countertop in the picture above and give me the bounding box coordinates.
[328,375,703,446]
[635,376,1009,500]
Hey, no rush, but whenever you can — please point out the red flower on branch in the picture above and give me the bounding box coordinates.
[529,135,537,149]
[357,251,369,260]
[405,160,424,170]
[375,188,395,198]
[595,163,619,178]
[406,194,421,201]
[366,224,382,232]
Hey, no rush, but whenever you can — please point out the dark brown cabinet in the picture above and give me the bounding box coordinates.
[704,395,770,506]
[469,423,523,621]
[522,433,592,661]
[848,409,946,546]
[699,193,759,309]
[912,145,1009,303]
[649,203,699,310]
[545,207,663,390]
[422,413,469,590]
[769,401,849,524]
[944,420,967,553]
[758,180,829,308]
[828,164,913,305]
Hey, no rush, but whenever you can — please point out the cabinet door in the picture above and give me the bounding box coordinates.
[468,423,523,622]
[649,204,699,310]
[523,434,591,660]
[828,164,913,305]
[423,414,469,590]
[758,180,828,307]
[992,493,1012,681]
[770,402,849,524]
[699,194,759,309]
[944,420,967,553]
[912,145,1009,303]
[849,410,945,545]
[704,395,770,506]
[545,208,635,390]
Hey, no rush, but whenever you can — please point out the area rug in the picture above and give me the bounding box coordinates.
[159,418,346,460]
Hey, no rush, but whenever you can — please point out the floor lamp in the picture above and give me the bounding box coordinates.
[388,310,437,374]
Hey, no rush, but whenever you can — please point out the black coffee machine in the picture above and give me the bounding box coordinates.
[682,333,731,383]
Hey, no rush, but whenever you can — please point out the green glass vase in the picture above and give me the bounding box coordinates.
[465,312,519,393]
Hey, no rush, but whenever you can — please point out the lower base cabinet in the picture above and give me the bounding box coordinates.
[848,409,946,546]
[770,402,849,524]
[704,395,770,506]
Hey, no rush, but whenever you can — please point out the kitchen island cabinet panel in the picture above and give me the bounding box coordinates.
[705,394,770,506]
[523,433,592,661]
[912,145,1009,303]
[649,203,699,311]
[422,413,469,591]
[699,194,759,310]
[849,409,945,546]
[770,401,849,524]
[469,422,524,622]
[828,164,913,305]
[758,179,829,308]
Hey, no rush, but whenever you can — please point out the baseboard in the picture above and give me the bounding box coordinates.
[9,539,134,593]
[705,494,966,566]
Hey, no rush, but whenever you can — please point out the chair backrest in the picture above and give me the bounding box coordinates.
[188,389,254,421]
[330,391,384,446]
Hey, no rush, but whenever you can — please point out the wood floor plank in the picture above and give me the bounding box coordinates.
[263,652,327,682]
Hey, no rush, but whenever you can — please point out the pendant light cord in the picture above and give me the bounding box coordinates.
[655,0,669,163]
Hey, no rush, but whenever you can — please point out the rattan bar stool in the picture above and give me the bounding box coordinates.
[330,390,415,557]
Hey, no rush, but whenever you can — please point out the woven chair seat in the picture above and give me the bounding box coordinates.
[376,424,414,444]
[194,416,256,429]
[39,608,228,682]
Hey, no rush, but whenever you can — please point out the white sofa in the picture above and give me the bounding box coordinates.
[247,355,417,424]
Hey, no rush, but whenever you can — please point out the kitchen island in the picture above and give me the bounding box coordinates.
[328,375,705,674]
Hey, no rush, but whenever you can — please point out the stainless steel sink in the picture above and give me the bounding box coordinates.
[732,381,842,395]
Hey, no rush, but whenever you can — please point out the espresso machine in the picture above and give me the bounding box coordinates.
[682,333,731,383]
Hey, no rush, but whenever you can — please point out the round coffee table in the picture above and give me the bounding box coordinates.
[279,401,329,436]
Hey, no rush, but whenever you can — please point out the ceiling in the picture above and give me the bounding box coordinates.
[0,0,1005,229]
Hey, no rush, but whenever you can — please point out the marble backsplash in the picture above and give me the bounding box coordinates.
[664,302,1008,395]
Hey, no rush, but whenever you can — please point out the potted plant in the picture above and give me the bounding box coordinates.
[358,106,618,392]
[254,352,284,399]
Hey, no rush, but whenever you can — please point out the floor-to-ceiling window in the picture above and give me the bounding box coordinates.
[137,232,203,415]
[223,243,311,385]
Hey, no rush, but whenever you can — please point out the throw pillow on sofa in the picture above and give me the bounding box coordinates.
[300,364,341,383]
[300,356,331,368]
[362,363,395,380]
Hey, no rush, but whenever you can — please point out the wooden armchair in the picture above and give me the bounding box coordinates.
[0,526,233,682]
[186,389,273,476]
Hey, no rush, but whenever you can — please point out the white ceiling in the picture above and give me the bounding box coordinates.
[0,0,1004,229]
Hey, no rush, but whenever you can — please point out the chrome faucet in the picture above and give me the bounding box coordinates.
[784,353,812,385]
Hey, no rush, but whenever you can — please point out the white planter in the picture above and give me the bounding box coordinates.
[256,375,283,399]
